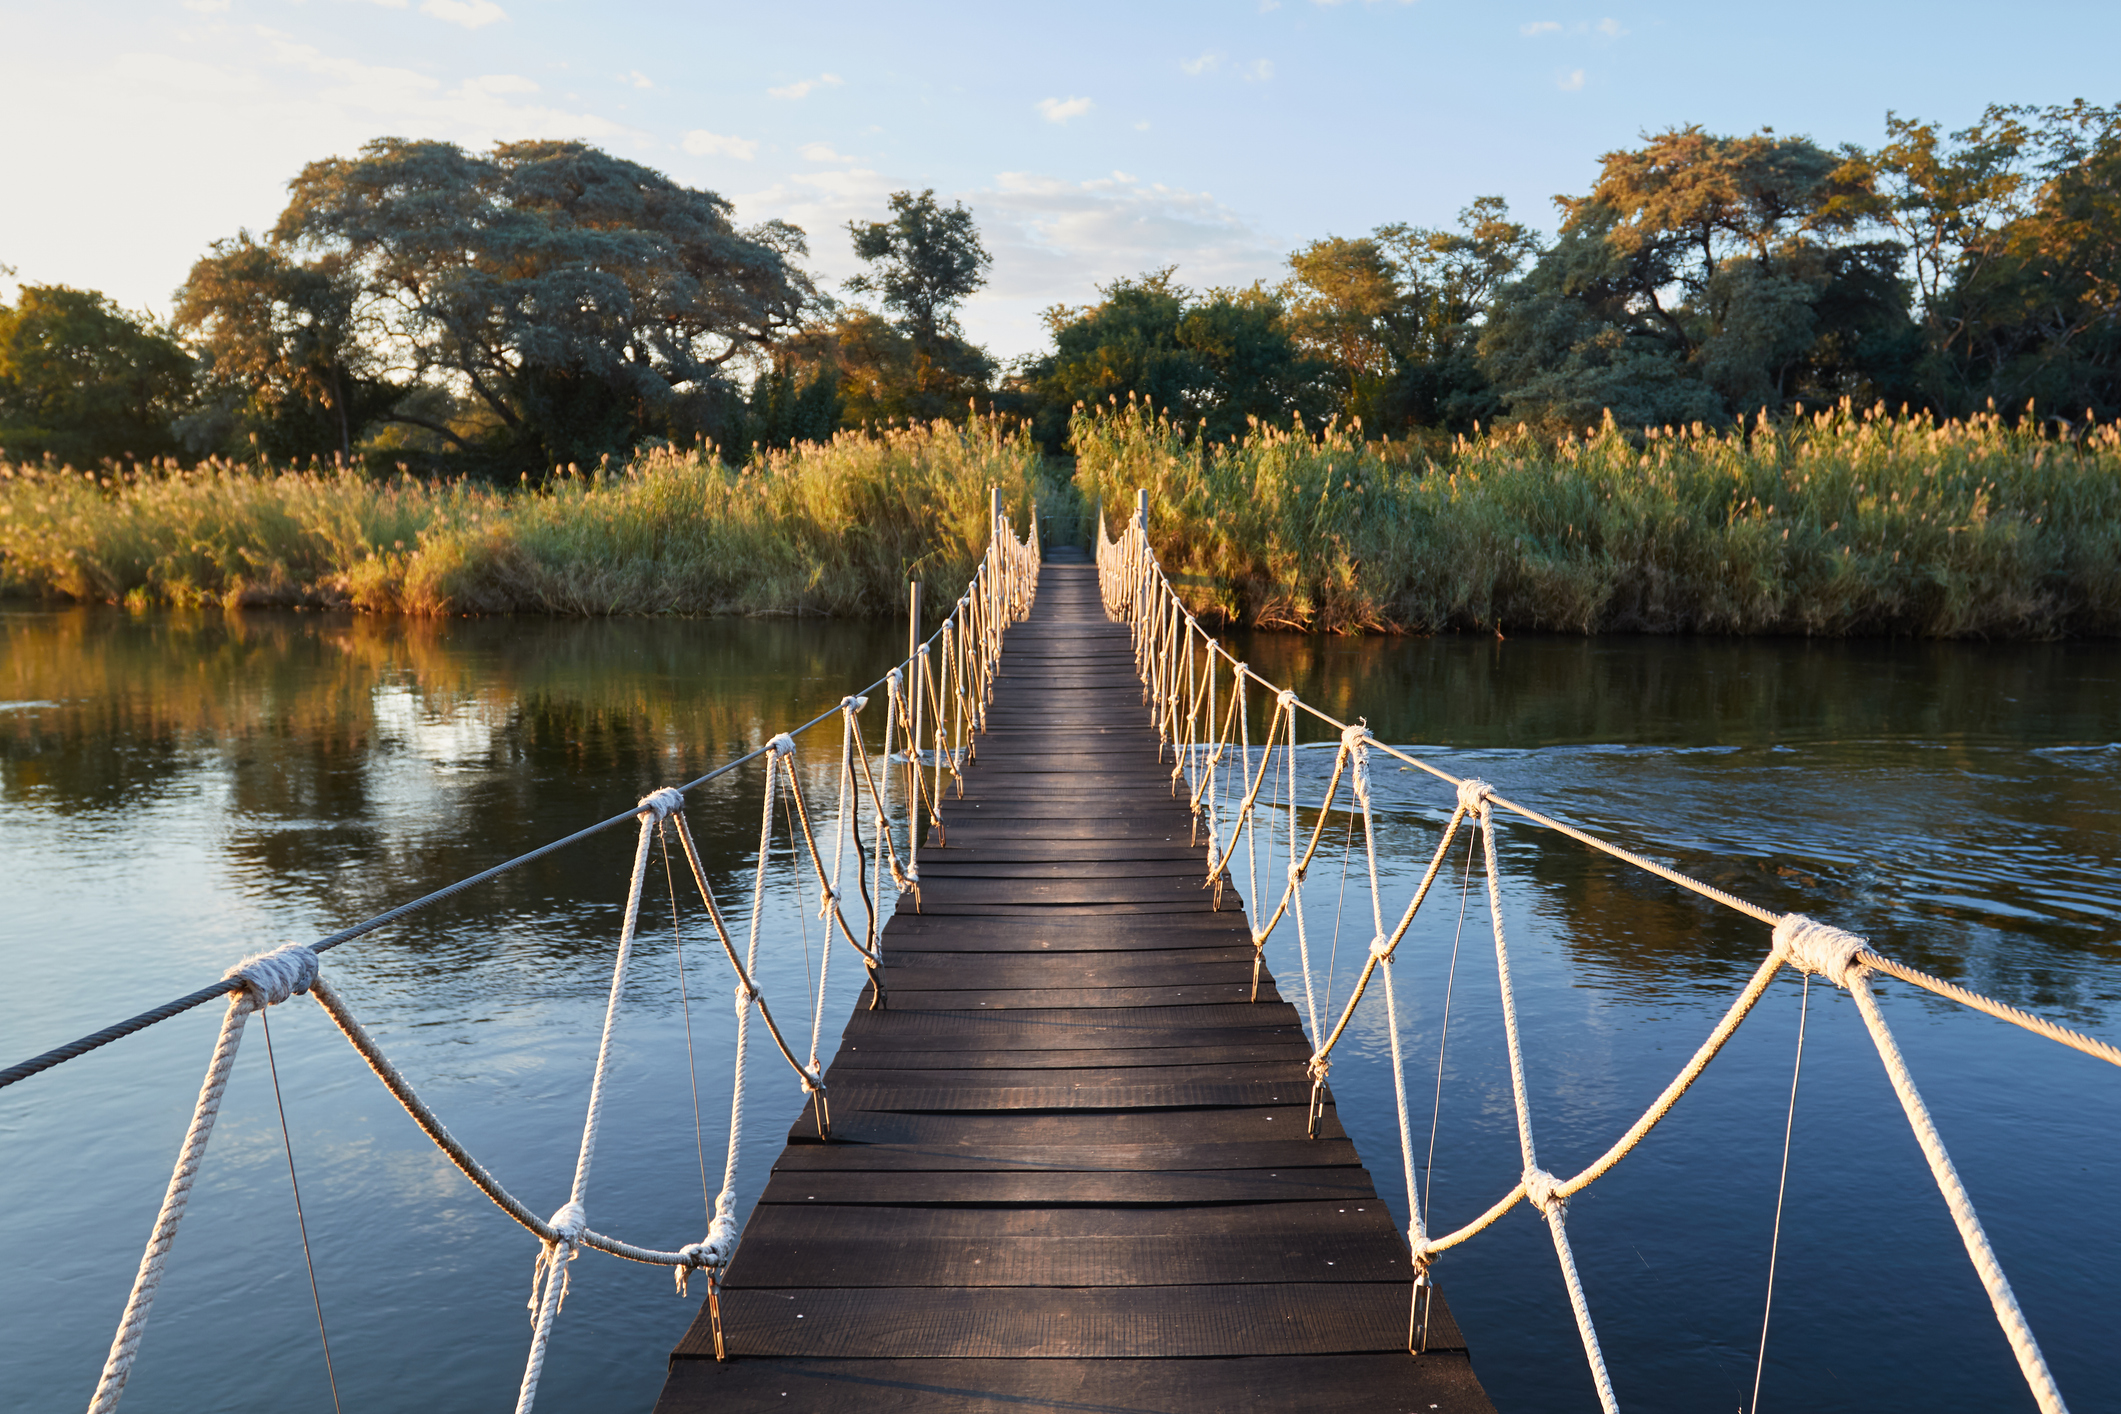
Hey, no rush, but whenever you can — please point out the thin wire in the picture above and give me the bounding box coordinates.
[659,822,713,1225]
[1323,811,1356,1020]
[782,772,818,1044]
[1751,972,1812,1414]
[1423,827,1480,1236]
[260,1009,342,1414]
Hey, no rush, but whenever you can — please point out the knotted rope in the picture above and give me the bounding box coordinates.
[88,944,317,1414]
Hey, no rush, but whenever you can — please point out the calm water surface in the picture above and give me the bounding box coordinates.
[3,605,2117,1413]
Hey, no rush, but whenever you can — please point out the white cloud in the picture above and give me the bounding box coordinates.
[767,73,842,100]
[798,142,854,163]
[620,70,653,90]
[1259,0,1280,9]
[1597,16,1627,36]
[1037,95,1093,124]
[1520,20,1562,35]
[462,73,538,96]
[1557,67,1586,90]
[976,170,1283,301]
[681,129,758,160]
[421,0,506,29]
[1244,59,1274,81]
[181,0,232,12]
[1181,50,1225,76]
[1134,120,1151,131]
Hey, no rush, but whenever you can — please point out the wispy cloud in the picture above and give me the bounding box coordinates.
[1557,67,1586,90]
[798,141,853,163]
[681,129,758,159]
[1244,59,1274,81]
[421,0,506,30]
[1520,20,1562,36]
[620,70,653,90]
[1181,50,1225,76]
[1597,17,1626,37]
[767,73,841,100]
[1037,95,1093,124]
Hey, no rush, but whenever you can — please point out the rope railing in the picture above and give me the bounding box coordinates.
[58,492,1040,1413]
[1097,489,2093,1414]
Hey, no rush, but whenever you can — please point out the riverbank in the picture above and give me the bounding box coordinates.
[0,419,1043,616]
[6,406,2118,635]
[1075,402,2121,638]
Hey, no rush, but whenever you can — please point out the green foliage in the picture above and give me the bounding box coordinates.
[178,137,820,475]
[1072,400,2121,637]
[1022,270,1331,448]
[1481,127,1916,429]
[0,286,193,465]
[0,418,1040,614]
[845,190,993,345]
[1279,198,1537,433]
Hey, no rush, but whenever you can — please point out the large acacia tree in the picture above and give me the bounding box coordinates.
[178,138,821,469]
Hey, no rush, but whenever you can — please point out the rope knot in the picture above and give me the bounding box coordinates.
[1456,778,1493,814]
[1276,688,1298,710]
[1305,1053,1330,1083]
[1232,662,1248,683]
[817,886,840,919]
[637,787,685,822]
[841,694,868,713]
[1773,914,1870,988]
[1250,931,1268,952]
[1287,861,1306,886]
[767,733,796,757]
[799,1068,826,1095]
[546,1200,587,1243]
[1342,723,1372,800]
[1522,1167,1566,1216]
[887,667,902,693]
[1368,933,1394,962]
[674,1212,738,1296]
[734,983,758,1015]
[224,943,318,1009]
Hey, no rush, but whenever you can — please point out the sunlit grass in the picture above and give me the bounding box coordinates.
[1072,401,2121,637]
[0,420,1044,616]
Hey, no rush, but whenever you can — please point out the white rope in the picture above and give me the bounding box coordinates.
[1841,954,2069,1413]
[515,797,661,1414]
[88,943,318,1414]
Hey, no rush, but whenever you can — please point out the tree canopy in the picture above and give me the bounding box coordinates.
[0,284,192,465]
[178,137,821,471]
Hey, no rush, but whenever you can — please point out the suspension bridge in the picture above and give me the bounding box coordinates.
[6,491,2115,1413]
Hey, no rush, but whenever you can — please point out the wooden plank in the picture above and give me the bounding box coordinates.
[864,986,1277,1011]
[658,1353,1494,1413]
[732,1200,1401,1244]
[721,1230,1405,1287]
[823,1061,1306,1088]
[683,1283,1443,1359]
[828,1043,1309,1069]
[768,1138,1361,1173]
[784,1109,1352,1148]
[753,1169,1376,1205]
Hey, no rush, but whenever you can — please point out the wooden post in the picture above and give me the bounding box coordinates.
[907,578,923,814]
[1135,487,1147,529]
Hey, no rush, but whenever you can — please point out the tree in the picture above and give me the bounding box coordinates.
[845,190,993,346]
[174,233,387,461]
[830,190,998,422]
[1481,127,1918,428]
[1872,102,2121,416]
[0,284,193,464]
[1023,270,1330,446]
[183,137,822,472]
[1279,200,1538,432]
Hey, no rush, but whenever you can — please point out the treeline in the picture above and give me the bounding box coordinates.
[4,102,2118,475]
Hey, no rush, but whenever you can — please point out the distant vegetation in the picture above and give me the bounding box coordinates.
[1074,400,2121,638]
[0,420,1040,616]
[2,103,2118,634]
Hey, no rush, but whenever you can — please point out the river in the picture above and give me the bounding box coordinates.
[3,603,2116,1412]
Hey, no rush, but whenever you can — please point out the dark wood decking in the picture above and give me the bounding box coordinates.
[654,553,1494,1413]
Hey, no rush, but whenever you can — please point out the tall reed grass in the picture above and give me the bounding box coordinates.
[1073,401,2121,637]
[0,420,1043,616]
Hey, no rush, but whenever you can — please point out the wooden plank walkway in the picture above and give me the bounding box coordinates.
[655,551,1494,1413]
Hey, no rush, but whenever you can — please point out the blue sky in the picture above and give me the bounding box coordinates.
[3,0,2118,361]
